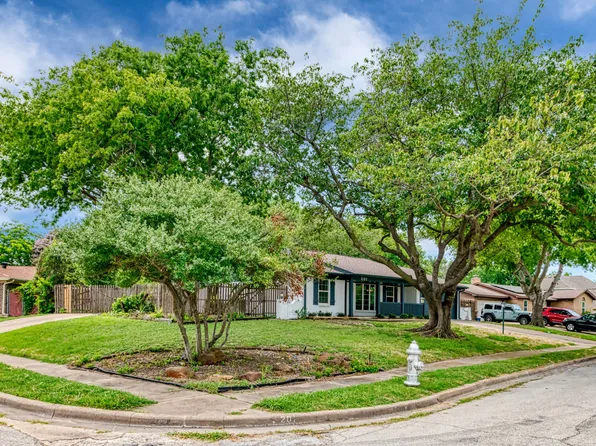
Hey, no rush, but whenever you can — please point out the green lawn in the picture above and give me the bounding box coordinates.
[511,324,596,341]
[0,317,558,370]
[253,348,596,412]
[0,362,154,410]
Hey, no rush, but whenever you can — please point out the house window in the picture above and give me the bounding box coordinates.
[385,285,400,303]
[523,300,528,311]
[356,283,376,312]
[419,291,425,304]
[582,298,586,314]
[318,280,330,305]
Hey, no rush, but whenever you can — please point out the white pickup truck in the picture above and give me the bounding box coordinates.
[480,303,531,325]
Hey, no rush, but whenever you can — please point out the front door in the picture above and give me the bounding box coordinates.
[354,283,376,316]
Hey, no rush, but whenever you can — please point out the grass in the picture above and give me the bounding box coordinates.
[0,362,155,410]
[253,348,596,412]
[0,317,559,369]
[511,324,596,341]
[168,431,237,442]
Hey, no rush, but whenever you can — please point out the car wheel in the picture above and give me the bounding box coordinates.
[566,323,576,332]
[543,318,550,326]
[519,316,530,325]
[484,314,494,323]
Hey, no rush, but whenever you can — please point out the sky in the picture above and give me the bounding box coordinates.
[1,0,596,278]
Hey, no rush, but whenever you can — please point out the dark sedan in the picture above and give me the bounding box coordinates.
[563,313,596,332]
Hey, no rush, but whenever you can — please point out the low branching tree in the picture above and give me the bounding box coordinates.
[60,176,316,361]
[472,228,595,326]
[254,2,596,337]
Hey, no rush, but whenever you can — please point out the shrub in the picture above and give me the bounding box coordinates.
[16,276,54,314]
[399,313,413,319]
[388,313,397,319]
[111,293,155,314]
[307,312,318,317]
[295,307,307,319]
[336,312,345,317]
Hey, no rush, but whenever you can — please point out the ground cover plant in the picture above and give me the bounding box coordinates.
[253,348,596,412]
[0,362,154,410]
[0,317,558,366]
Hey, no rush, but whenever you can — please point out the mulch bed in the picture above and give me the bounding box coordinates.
[87,348,353,391]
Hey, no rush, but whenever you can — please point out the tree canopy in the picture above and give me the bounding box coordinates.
[253,3,596,337]
[60,176,315,359]
[0,31,279,217]
[0,222,36,266]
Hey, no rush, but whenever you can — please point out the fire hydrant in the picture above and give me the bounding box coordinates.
[404,340,424,387]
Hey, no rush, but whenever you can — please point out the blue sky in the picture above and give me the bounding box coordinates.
[1,0,596,277]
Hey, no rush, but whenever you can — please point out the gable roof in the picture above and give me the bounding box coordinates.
[323,253,439,283]
[0,265,37,282]
[461,284,512,299]
[469,275,596,302]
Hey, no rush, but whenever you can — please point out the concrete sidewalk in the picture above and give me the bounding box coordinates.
[0,314,594,426]
[0,314,93,334]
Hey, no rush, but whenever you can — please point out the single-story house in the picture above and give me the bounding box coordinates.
[0,263,37,317]
[302,254,463,318]
[461,276,596,318]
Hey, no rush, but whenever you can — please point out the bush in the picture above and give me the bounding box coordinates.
[388,313,397,319]
[336,312,345,317]
[295,307,307,319]
[111,293,155,314]
[399,313,413,319]
[16,276,54,314]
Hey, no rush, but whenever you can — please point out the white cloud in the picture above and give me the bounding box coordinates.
[0,1,132,85]
[258,9,388,84]
[164,0,266,29]
[561,0,596,20]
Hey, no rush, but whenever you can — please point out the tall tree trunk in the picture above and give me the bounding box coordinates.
[411,294,438,332]
[530,290,544,326]
[416,289,458,338]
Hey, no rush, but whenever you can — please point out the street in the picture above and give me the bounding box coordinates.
[1,362,594,446]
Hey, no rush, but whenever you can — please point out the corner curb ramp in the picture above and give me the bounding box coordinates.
[1,356,595,428]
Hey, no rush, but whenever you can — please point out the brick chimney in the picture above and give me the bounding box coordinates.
[471,276,481,285]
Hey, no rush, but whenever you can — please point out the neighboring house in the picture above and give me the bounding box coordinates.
[461,276,596,318]
[302,254,463,318]
[0,263,37,317]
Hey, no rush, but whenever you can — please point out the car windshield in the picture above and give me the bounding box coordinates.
[510,305,522,311]
[568,310,580,317]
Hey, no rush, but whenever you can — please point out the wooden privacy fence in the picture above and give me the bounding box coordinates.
[54,283,284,317]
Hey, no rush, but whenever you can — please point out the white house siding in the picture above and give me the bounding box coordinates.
[304,278,346,316]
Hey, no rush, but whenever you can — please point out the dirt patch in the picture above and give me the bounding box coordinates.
[88,348,354,391]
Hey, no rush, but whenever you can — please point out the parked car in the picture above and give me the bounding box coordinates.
[481,303,531,325]
[563,313,596,332]
[542,307,580,326]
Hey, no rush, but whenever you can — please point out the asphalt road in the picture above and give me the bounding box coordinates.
[2,363,595,445]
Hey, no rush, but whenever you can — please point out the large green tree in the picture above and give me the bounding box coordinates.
[0,31,277,217]
[471,227,595,326]
[254,3,596,337]
[60,176,315,360]
[0,222,36,266]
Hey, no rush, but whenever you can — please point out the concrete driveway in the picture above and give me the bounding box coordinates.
[0,314,92,334]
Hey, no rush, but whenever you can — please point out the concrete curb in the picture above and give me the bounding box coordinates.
[1,355,595,428]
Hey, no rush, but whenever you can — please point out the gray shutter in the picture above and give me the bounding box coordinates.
[383,285,387,302]
[313,279,319,305]
[330,280,335,306]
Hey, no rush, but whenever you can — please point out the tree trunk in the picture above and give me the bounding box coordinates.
[167,283,194,361]
[529,290,545,327]
[414,289,458,338]
[411,294,438,332]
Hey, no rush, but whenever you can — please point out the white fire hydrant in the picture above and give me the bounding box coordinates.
[404,340,424,387]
